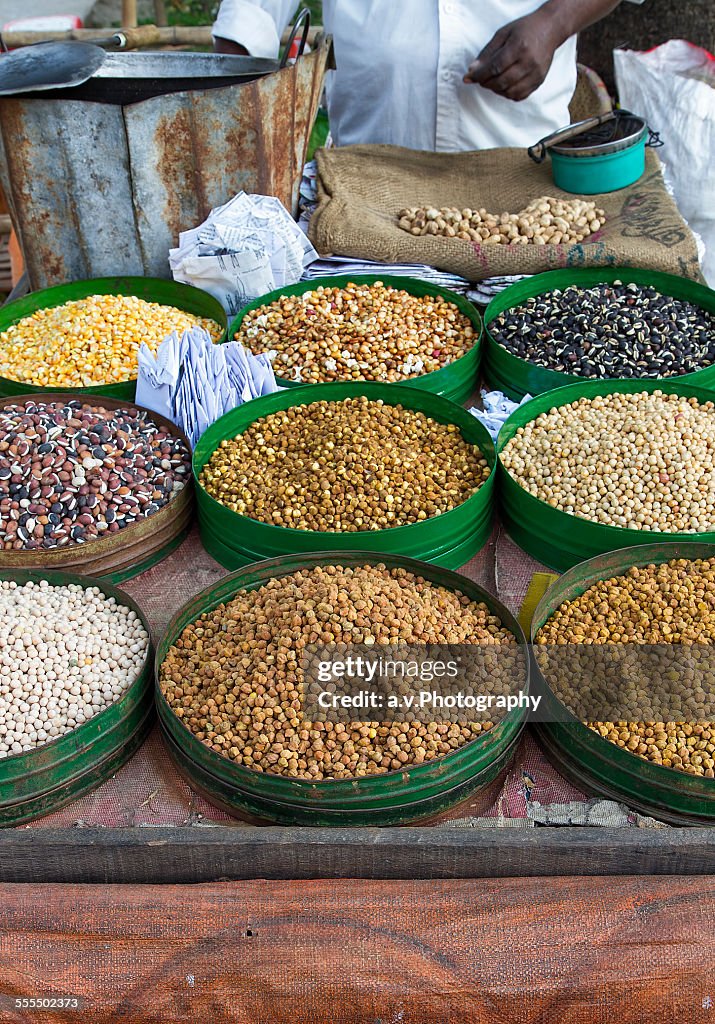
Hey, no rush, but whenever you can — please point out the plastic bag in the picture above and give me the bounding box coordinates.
[614,40,715,285]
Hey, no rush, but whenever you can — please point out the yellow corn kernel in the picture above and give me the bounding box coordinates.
[0,293,223,388]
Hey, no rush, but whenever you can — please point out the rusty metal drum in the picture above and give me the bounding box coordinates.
[0,39,331,289]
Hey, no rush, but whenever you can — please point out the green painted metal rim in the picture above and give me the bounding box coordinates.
[0,276,228,400]
[483,267,715,401]
[497,378,715,572]
[0,708,154,827]
[2,682,154,806]
[0,569,154,808]
[154,550,529,824]
[530,542,715,824]
[193,381,496,570]
[198,514,493,574]
[159,717,521,825]
[228,274,482,404]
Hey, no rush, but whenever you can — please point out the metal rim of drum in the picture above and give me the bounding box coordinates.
[158,717,524,826]
[529,542,715,825]
[0,391,194,582]
[482,266,715,402]
[93,52,281,80]
[191,380,497,571]
[496,376,715,573]
[228,274,483,404]
[0,567,154,825]
[153,549,530,824]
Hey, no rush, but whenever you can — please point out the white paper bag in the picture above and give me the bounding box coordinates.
[169,192,318,317]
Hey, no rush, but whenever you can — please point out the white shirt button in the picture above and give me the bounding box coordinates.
[441,69,453,81]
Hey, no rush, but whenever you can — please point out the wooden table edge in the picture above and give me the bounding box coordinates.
[2,825,715,882]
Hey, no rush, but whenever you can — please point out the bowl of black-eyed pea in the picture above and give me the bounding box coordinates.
[484,267,715,400]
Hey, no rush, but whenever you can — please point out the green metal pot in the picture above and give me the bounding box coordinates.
[530,542,715,825]
[497,378,715,572]
[484,267,715,401]
[0,569,154,826]
[155,551,529,826]
[228,274,482,404]
[0,276,227,401]
[193,381,496,571]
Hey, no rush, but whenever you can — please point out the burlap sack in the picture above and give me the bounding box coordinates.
[310,145,703,282]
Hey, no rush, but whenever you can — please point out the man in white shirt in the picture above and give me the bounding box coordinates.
[212,0,621,152]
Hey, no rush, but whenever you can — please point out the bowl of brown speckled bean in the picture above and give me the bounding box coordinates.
[0,393,194,582]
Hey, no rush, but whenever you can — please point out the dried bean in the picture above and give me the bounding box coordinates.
[0,579,148,757]
[234,281,476,384]
[397,197,605,246]
[199,397,490,532]
[0,400,191,551]
[500,390,715,533]
[159,563,514,779]
[490,281,715,379]
[536,557,715,778]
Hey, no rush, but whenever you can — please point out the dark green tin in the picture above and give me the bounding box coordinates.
[530,542,715,825]
[194,381,496,571]
[0,569,154,826]
[498,378,715,572]
[0,276,227,401]
[484,267,715,400]
[155,551,529,826]
[228,274,482,404]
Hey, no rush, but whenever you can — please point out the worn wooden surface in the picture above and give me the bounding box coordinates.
[0,876,711,1023]
[1,826,714,882]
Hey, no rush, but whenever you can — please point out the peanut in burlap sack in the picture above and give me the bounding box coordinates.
[310,145,702,283]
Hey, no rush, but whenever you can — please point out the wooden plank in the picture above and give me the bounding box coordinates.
[0,25,325,48]
[0,826,714,883]
[0,877,712,1022]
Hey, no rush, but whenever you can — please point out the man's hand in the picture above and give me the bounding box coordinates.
[463,7,562,101]
[463,0,621,101]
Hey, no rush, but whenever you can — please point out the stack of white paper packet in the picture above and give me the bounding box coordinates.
[136,327,279,447]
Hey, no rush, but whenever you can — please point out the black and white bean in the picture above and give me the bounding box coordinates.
[489,281,715,379]
[0,400,190,552]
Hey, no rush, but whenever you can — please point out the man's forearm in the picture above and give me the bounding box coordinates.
[541,0,622,47]
[214,36,249,54]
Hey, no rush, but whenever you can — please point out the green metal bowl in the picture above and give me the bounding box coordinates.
[484,267,715,400]
[0,569,154,826]
[228,274,482,404]
[0,276,227,401]
[530,542,715,825]
[155,550,529,826]
[497,377,715,572]
[193,381,496,571]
